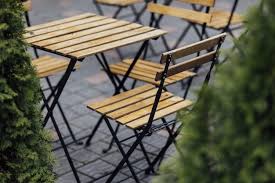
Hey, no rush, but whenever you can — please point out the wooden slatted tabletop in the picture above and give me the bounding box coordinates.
[24,13,167,59]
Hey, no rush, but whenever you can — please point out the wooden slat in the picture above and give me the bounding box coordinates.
[71,29,167,58]
[110,67,161,85]
[178,0,215,7]
[108,92,173,119]
[109,63,175,83]
[37,64,80,78]
[34,21,130,46]
[147,3,212,24]
[122,59,196,81]
[156,51,216,81]
[25,13,95,32]
[97,89,160,114]
[31,55,52,64]
[58,26,154,54]
[47,23,143,51]
[208,10,243,29]
[161,33,226,63]
[87,85,155,110]
[25,16,104,38]
[23,0,32,11]
[26,18,116,44]
[123,59,164,69]
[118,96,184,125]
[32,56,80,78]
[96,0,143,6]
[126,100,193,129]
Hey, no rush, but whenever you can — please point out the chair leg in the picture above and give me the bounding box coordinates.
[102,123,120,153]
[85,115,104,146]
[104,118,141,183]
[134,130,155,174]
[93,1,104,15]
[145,124,183,174]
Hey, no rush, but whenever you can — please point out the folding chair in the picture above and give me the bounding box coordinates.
[23,2,82,145]
[171,0,243,49]
[84,1,211,148]
[147,0,214,51]
[92,0,147,23]
[86,33,226,182]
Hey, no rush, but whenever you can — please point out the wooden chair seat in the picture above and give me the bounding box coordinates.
[184,9,243,29]
[23,0,32,11]
[109,59,196,86]
[32,56,80,78]
[207,10,243,29]
[95,0,143,7]
[87,84,193,129]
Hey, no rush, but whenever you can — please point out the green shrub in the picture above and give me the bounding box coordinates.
[0,0,55,182]
[154,0,275,182]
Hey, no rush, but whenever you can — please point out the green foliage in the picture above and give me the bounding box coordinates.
[154,0,275,182]
[0,1,55,182]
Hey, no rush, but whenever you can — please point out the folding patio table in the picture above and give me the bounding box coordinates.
[24,13,167,183]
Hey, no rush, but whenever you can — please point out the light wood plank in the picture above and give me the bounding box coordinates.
[25,13,95,32]
[87,85,155,110]
[58,26,154,54]
[96,0,143,6]
[34,21,130,46]
[156,51,217,81]
[126,100,193,129]
[178,0,215,7]
[108,93,173,119]
[160,33,226,63]
[26,18,116,44]
[47,23,143,50]
[118,96,184,124]
[25,16,105,38]
[147,3,212,24]
[110,67,161,85]
[71,29,167,58]
[109,63,175,83]
[97,89,160,114]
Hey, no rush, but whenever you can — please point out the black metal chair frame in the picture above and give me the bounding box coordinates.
[101,34,226,183]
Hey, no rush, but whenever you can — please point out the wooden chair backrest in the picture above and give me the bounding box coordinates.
[22,0,32,12]
[178,0,215,7]
[147,2,212,24]
[155,33,226,81]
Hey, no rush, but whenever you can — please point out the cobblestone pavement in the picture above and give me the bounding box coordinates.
[27,0,257,182]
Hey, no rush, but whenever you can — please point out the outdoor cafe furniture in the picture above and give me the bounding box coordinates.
[84,0,212,147]
[86,33,227,183]
[148,0,243,50]
[24,12,166,183]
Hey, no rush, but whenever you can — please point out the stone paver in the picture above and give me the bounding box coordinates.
[27,0,258,182]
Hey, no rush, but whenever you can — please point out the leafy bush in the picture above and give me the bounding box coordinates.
[154,0,275,182]
[0,0,55,182]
